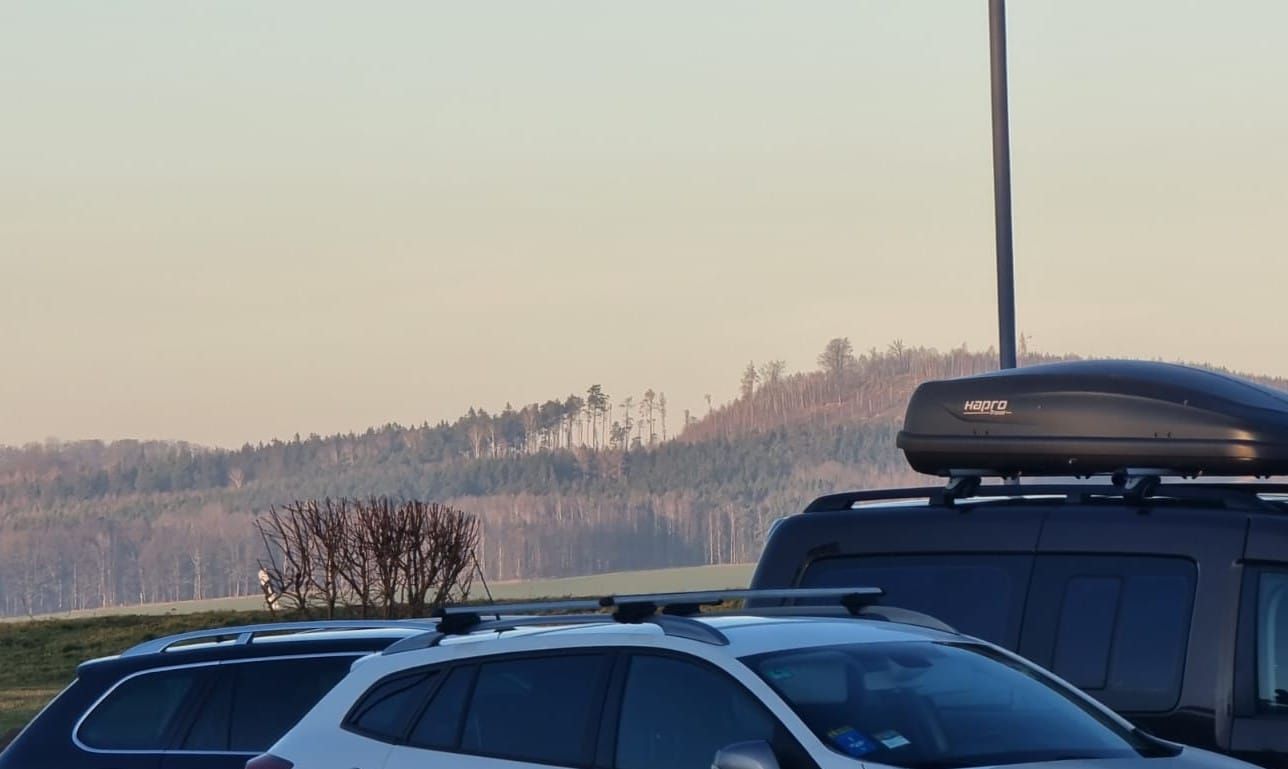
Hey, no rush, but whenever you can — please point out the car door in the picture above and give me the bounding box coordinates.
[382,651,613,769]
[1024,504,1246,748]
[1230,516,1288,769]
[603,651,819,769]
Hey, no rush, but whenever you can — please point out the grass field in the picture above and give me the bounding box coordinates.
[0,563,754,746]
[1,562,755,623]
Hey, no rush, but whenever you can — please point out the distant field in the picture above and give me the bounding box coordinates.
[0,563,754,746]
[2,563,756,623]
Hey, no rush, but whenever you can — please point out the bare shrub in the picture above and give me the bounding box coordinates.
[254,496,478,618]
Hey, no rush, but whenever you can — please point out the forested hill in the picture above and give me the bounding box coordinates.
[2,341,1285,617]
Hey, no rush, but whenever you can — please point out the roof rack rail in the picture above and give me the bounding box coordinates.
[121,619,441,657]
[804,480,1288,513]
[748,604,955,634]
[440,587,883,624]
[382,587,885,654]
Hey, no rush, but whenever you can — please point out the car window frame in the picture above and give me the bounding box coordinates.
[73,652,363,757]
[73,661,216,755]
[455,649,614,768]
[604,648,818,769]
[404,664,480,751]
[1236,563,1288,720]
[341,665,451,744]
[1019,554,1198,714]
[373,647,615,768]
[1259,569,1288,716]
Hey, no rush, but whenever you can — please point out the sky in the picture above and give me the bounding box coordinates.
[3,1,1287,449]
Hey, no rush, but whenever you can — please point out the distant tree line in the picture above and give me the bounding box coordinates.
[0,385,674,509]
[3,339,1287,617]
[0,417,909,616]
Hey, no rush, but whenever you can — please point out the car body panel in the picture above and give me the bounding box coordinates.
[0,630,423,769]
[749,495,1288,769]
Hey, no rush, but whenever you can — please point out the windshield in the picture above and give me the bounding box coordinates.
[743,641,1166,769]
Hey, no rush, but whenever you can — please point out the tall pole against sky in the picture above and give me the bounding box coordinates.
[989,0,1018,370]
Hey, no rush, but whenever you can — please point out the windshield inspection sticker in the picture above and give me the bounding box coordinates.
[873,730,911,750]
[827,726,877,758]
[764,668,794,681]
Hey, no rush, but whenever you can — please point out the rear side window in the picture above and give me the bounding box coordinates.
[346,670,438,742]
[1051,577,1120,689]
[78,667,205,750]
[181,672,235,750]
[227,656,356,751]
[459,654,609,766]
[408,666,475,750]
[799,554,1031,646]
[1259,570,1288,714]
[1032,556,1195,713]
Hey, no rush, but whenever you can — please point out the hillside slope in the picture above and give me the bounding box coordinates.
[2,341,1285,617]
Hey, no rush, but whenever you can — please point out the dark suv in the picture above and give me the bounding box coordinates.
[0,620,436,769]
[751,361,1288,768]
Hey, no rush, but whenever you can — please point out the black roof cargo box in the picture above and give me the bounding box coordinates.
[896,360,1288,478]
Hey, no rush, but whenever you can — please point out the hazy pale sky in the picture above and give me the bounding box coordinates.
[3,1,1287,448]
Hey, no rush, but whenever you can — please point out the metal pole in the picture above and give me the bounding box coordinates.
[989,0,1017,370]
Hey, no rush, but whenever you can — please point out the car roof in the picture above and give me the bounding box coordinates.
[802,479,1288,516]
[366,613,961,672]
[77,625,428,678]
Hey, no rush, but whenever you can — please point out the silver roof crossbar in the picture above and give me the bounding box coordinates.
[436,587,884,619]
[381,586,886,654]
[121,619,441,657]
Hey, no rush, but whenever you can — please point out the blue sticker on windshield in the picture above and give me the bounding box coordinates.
[827,726,877,758]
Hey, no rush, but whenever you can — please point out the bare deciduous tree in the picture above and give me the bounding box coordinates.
[304,498,349,618]
[400,501,479,616]
[254,504,315,615]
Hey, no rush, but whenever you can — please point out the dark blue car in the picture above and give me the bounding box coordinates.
[0,620,435,769]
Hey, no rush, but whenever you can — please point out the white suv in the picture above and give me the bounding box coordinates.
[249,589,1253,769]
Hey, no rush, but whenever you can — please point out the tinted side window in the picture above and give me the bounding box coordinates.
[408,666,475,750]
[1052,577,1120,689]
[346,670,438,742]
[615,655,776,769]
[800,554,1031,646]
[181,674,234,750]
[78,667,205,750]
[1029,556,1195,713]
[460,654,608,766]
[228,656,356,751]
[1259,570,1288,714]
[1107,574,1192,704]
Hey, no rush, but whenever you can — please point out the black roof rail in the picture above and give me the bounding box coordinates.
[382,587,886,653]
[804,480,1288,514]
